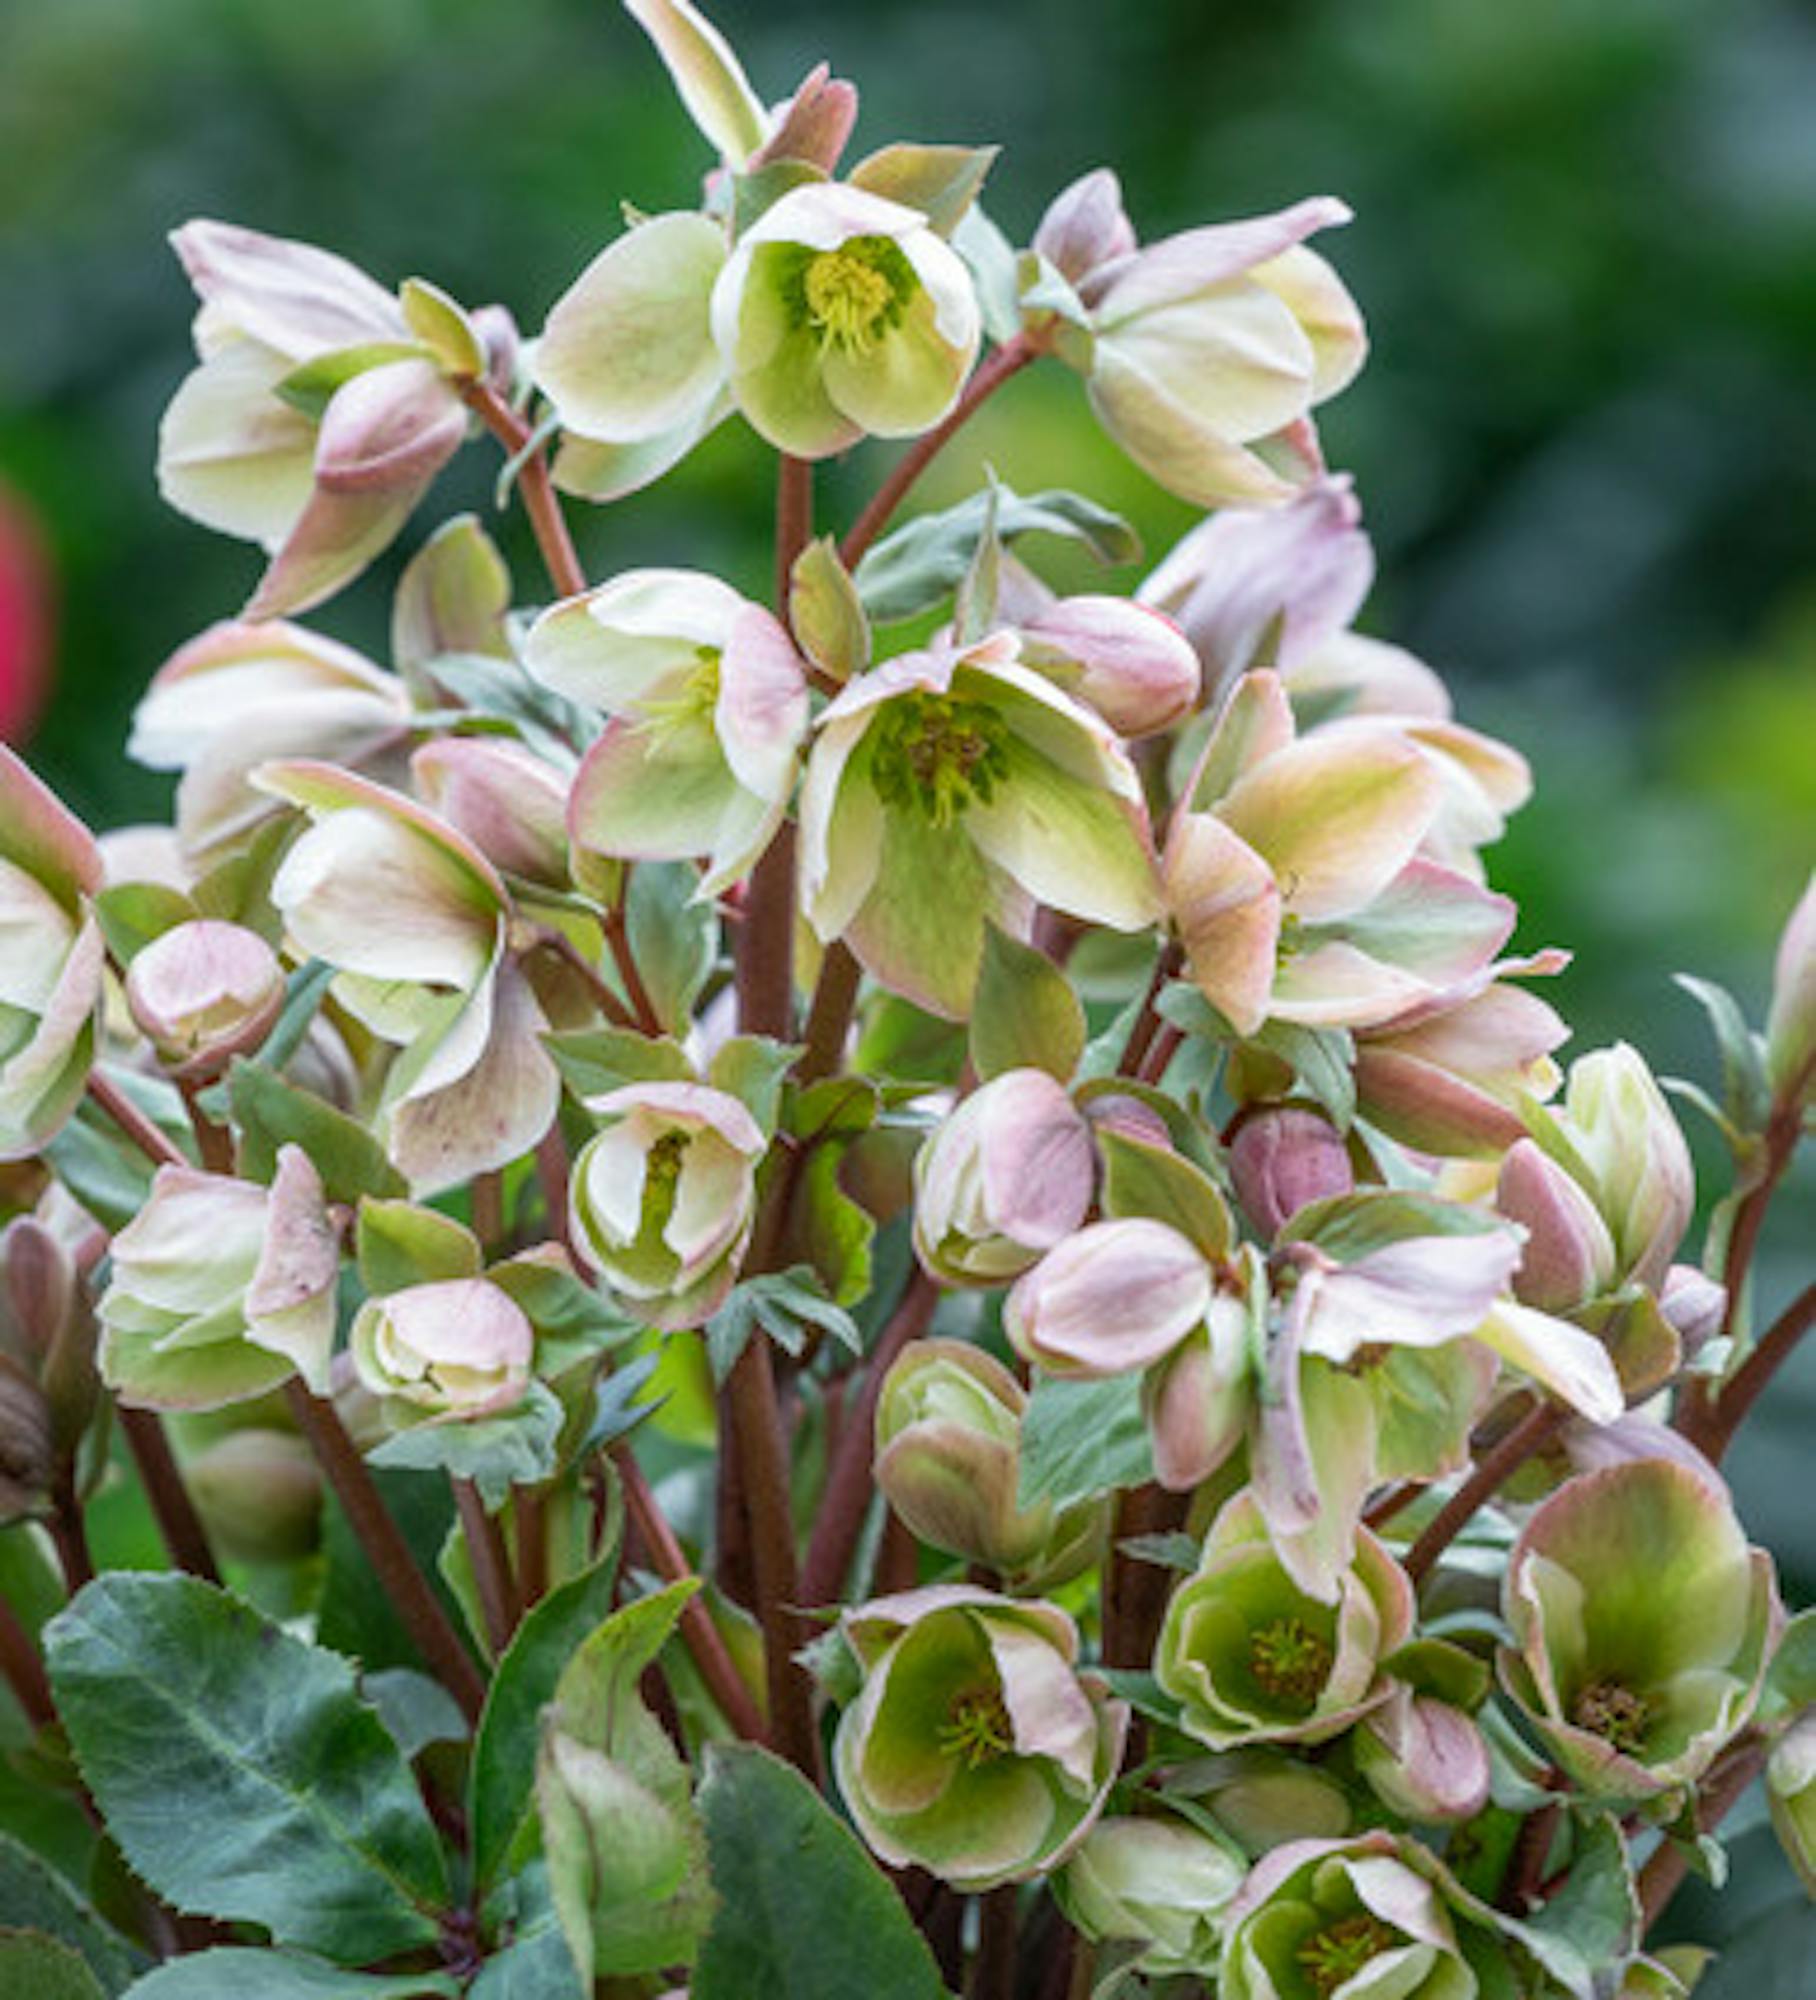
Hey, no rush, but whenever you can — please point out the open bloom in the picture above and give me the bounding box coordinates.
[1156,1490,1414,1750]
[833,1585,1127,1890]
[350,1276,535,1421]
[99,1148,339,1409]
[525,567,809,894]
[800,633,1160,1016]
[0,749,104,1161]
[1030,170,1363,507]
[1500,1458,1779,1801]
[158,222,475,617]
[568,1081,764,1330]
[258,760,559,1194]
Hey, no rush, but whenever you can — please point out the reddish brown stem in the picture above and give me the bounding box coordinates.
[1117,944,1183,1080]
[1693,1281,1816,1464]
[613,1442,767,1743]
[515,1487,550,1612]
[0,1594,55,1731]
[1101,1482,1190,1669]
[797,942,862,1086]
[1637,1735,1768,1932]
[119,1406,221,1583]
[86,1070,188,1171]
[968,1885,1019,2000]
[452,1477,517,1655]
[285,1381,486,1724]
[177,1077,234,1173]
[602,900,662,1037]
[799,1272,941,1606]
[461,379,587,600]
[839,336,1037,569]
[1403,1400,1568,1585]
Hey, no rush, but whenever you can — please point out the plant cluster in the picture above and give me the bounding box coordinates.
[0,4,1811,1997]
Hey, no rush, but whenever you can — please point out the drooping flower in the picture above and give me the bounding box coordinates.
[0,749,104,1161]
[1004,1218,1211,1379]
[833,1584,1127,1890]
[1056,1811,1244,1978]
[525,567,809,894]
[1014,595,1201,738]
[124,920,286,1078]
[799,633,1160,1016]
[350,1276,536,1422]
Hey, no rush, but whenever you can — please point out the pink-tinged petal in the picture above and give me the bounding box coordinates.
[1285,629,1453,719]
[1005,1218,1210,1377]
[1766,873,1816,1100]
[1271,938,1440,1030]
[1352,1047,1529,1157]
[1164,812,1281,1037]
[1346,1855,1455,1953]
[1084,362,1304,509]
[0,746,103,902]
[1218,726,1440,923]
[243,1145,340,1392]
[1083,197,1353,317]
[310,360,465,499]
[1476,1302,1623,1425]
[1496,1139,1618,1312]
[1310,859,1515,987]
[1033,169,1137,285]
[1249,243,1367,402]
[171,220,403,358]
[156,341,318,548]
[526,567,743,712]
[666,1133,756,1270]
[1297,1231,1522,1366]
[1018,595,1201,739]
[588,1079,765,1158]
[1182,669,1297,812]
[243,481,419,622]
[975,1070,1097,1249]
[1139,477,1373,696]
[0,916,104,1161]
[568,713,735,864]
[1256,1352,1378,1602]
[411,738,570,887]
[797,709,886,944]
[623,0,769,165]
[1144,1295,1250,1491]
[716,603,810,802]
[988,1620,1100,1791]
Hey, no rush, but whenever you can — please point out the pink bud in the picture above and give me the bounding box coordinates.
[125,919,286,1076]
[1005,1219,1210,1377]
[315,359,466,496]
[1357,1692,1490,1824]
[1658,1263,1725,1359]
[1033,169,1137,285]
[1227,1106,1353,1238]
[411,737,570,887]
[1020,596,1201,738]
[1495,1138,1617,1313]
[751,64,859,174]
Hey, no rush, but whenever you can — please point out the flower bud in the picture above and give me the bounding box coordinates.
[1354,1690,1490,1824]
[124,919,286,1076]
[1032,168,1137,286]
[183,1427,322,1562]
[411,738,570,889]
[350,1277,534,1420]
[1765,873,1816,1108]
[1143,1277,1254,1492]
[1494,1137,1617,1313]
[1658,1262,1724,1360]
[750,64,858,174]
[1227,1105,1353,1239]
[0,1215,97,1476]
[1768,1709,1816,1897]
[833,1586,1127,1889]
[874,1340,1103,1589]
[913,1069,1094,1286]
[1057,1814,1242,1977]
[1018,596,1200,738]
[1559,1045,1693,1291]
[0,1364,51,1522]
[1005,1218,1210,1378]
[570,1082,764,1330]
[1177,1751,1351,1854]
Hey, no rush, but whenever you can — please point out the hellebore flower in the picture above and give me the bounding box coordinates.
[1056,1811,1244,1978]
[911,1067,1095,1285]
[1159,1491,1413,1753]
[800,632,1160,1017]
[874,1340,1105,1590]
[1164,673,1511,1037]
[833,1584,1127,1890]
[1014,595,1202,738]
[258,760,560,1195]
[350,1276,536,1422]
[1029,170,1364,507]
[1500,1458,1780,1802]
[1765,872,1816,1108]
[124,919,285,1078]
[99,1148,339,1409]
[1228,1104,1355,1240]
[1004,1218,1211,1378]
[410,737,572,892]
[0,749,104,1161]
[130,620,412,862]
[568,1081,764,1330]
[525,567,810,893]
[158,222,477,617]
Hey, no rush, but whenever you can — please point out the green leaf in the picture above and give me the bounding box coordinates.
[1676,973,1772,1138]
[316,1467,458,1675]
[1284,1189,1505,1262]
[467,1922,582,2000]
[356,1199,482,1295]
[787,1140,874,1307]
[732,160,826,235]
[1513,1811,1636,1995]
[0,1931,107,2000]
[275,343,430,418]
[360,1670,469,1765]
[228,1060,408,1205]
[1379,1637,1492,1710]
[848,142,998,235]
[951,477,1003,644]
[92,883,194,965]
[854,485,1140,624]
[1115,1531,1201,1574]
[625,862,716,1034]
[1096,1126,1233,1259]
[538,1582,714,1982]
[0,1835,142,1994]
[121,1950,459,1997]
[1763,1606,1816,1719]
[575,1354,665,1457]
[45,1576,449,1959]
[1018,1373,1153,1510]
[705,1267,861,1386]
[487,1257,640,1378]
[788,536,870,682]
[969,923,1086,1083]
[1251,1019,1357,1131]
[369,1382,565,1509]
[692,1744,947,2000]
[428,652,597,763]
[44,1102,155,1231]
[544,1025,694,1102]
[707,1035,801,1134]
[471,1536,625,1892]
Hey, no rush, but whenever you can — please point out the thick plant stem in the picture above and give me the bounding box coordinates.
[1118,943,1183,1080]
[839,335,1037,569]
[452,1477,516,1654]
[735,829,798,1048]
[461,379,587,600]
[1691,1280,1816,1465]
[799,1271,941,1607]
[285,1380,486,1724]
[602,899,662,1036]
[0,1594,55,1730]
[1101,1482,1190,1669]
[969,1886,1019,2000]
[613,1442,767,1743]
[87,1070,188,1171]
[797,941,862,1085]
[1403,1400,1568,1585]
[120,1407,221,1583]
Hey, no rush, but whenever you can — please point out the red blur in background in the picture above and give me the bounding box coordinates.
[0,484,54,744]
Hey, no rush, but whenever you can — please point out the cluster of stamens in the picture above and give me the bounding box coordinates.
[1572,1677,1652,1755]
[869,692,1011,827]
[800,236,910,356]
[1297,1914,1400,1995]
[1248,1615,1334,1707]
[936,1686,1015,1769]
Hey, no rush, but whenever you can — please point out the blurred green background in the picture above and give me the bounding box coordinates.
[0,0,1812,1949]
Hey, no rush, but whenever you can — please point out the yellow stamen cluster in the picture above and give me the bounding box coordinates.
[804,248,897,356]
[869,692,1011,828]
[1298,1914,1399,1996]
[1248,1615,1335,1707]
[937,1686,1015,1769]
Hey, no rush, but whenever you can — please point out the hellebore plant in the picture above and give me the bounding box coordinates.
[0,4,1810,1997]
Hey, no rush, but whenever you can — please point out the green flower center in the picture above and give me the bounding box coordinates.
[1298,1914,1400,1996]
[1248,1616,1334,1707]
[869,692,1011,827]
[1572,1677,1652,1755]
[1276,910,1306,966]
[938,1686,1015,1769]
[638,647,722,739]
[801,236,912,356]
[638,1129,689,1241]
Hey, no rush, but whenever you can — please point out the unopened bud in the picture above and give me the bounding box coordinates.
[1495,1137,1616,1313]
[1020,596,1201,738]
[1032,169,1136,287]
[125,919,285,1076]
[1227,1106,1352,1239]
[184,1427,323,1562]
[1355,1691,1490,1824]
